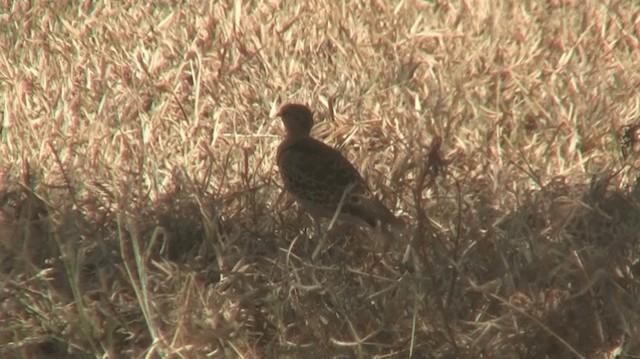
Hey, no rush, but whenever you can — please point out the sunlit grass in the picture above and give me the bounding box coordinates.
[1,0,639,357]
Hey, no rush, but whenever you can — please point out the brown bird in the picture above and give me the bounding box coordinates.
[275,103,401,233]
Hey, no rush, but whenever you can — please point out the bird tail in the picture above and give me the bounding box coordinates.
[349,197,404,232]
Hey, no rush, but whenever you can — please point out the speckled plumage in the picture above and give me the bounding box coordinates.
[276,103,400,230]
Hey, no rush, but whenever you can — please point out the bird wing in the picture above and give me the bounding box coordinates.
[277,137,399,228]
[277,138,367,202]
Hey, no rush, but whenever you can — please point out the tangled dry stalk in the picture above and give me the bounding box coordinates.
[1,0,639,358]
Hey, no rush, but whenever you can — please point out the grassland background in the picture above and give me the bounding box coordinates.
[1,0,640,358]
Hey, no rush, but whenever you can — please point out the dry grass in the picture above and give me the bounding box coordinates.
[1,0,639,358]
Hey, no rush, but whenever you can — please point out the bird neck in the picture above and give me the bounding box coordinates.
[285,132,310,140]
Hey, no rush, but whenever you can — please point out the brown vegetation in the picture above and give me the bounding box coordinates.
[1,0,639,358]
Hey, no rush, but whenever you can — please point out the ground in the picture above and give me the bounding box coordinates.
[1,0,639,358]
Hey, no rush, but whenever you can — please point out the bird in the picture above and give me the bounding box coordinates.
[275,103,402,236]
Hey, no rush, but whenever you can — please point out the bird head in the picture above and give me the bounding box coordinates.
[276,103,314,138]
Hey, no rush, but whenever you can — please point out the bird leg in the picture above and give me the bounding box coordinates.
[312,182,356,260]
